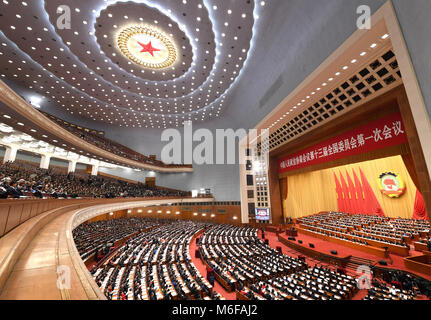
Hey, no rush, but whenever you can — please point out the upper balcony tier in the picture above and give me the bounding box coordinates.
[0,80,193,173]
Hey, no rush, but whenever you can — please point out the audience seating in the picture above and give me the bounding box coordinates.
[198,224,307,292]
[73,216,431,301]
[298,212,430,256]
[0,161,188,199]
[83,220,224,300]
[243,265,358,300]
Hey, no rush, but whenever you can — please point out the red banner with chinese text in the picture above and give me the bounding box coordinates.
[278,112,408,174]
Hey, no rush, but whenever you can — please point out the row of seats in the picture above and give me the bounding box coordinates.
[364,279,416,300]
[72,218,159,261]
[244,265,357,300]
[298,212,430,250]
[88,221,224,300]
[75,217,429,301]
[198,224,307,291]
[0,161,189,199]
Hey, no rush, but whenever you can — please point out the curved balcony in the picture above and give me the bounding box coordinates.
[0,80,193,173]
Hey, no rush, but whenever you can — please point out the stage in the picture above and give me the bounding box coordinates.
[277,232,431,282]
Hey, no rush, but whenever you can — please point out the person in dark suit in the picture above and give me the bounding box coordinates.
[426,237,431,251]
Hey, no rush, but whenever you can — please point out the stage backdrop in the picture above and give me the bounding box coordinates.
[282,155,417,219]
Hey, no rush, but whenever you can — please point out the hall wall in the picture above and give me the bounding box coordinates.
[283,155,417,219]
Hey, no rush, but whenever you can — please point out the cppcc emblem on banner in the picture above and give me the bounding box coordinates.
[378,172,406,198]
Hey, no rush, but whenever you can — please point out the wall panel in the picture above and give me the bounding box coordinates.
[0,205,9,236]
[4,204,23,234]
[19,203,32,224]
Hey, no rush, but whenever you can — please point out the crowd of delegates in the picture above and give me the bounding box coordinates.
[86,220,224,300]
[42,111,186,168]
[297,212,430,252]
[0,161,188,199]
[364,278,416,300]
[415,237,431,251]
[376,269,431,298]
[73,218,160,262]
[73,216,431,301]
[243,265,358,300]
[198,224,308,292]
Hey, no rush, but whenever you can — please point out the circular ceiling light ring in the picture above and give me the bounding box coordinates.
[117,26,177,70]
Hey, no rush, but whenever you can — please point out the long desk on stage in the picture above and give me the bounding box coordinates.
[285,229,298,237]
[298,225,409,257]
[414,241,430,252]
[404,252,431,278]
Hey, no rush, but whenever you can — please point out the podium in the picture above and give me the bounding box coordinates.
[286,229,298,237]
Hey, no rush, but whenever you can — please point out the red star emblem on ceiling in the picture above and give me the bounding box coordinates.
[137,41,160,56]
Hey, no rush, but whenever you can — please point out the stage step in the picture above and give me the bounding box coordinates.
[344,256,375,274]
[348,256,374,266]
[345,263,361,273]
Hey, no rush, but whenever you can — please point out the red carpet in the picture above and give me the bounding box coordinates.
[352,289,368,300]
[189,236,237,300]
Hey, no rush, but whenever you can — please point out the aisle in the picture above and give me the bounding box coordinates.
[189,236,237,300]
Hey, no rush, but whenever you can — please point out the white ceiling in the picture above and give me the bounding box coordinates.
[0,0,263,128]
[0,0,390,135]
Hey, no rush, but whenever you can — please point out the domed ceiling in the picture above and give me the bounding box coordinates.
[0,0,266,128]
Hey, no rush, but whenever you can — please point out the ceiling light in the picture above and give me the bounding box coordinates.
[30,96,42,108]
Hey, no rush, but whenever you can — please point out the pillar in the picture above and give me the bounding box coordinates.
[67,160,77,173]
[3,146,18,163]
[91,164,99,176]
[40,155,51,169]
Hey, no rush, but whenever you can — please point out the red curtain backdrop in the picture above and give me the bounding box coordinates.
[334,168,385,216]
[412,189,428,220]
